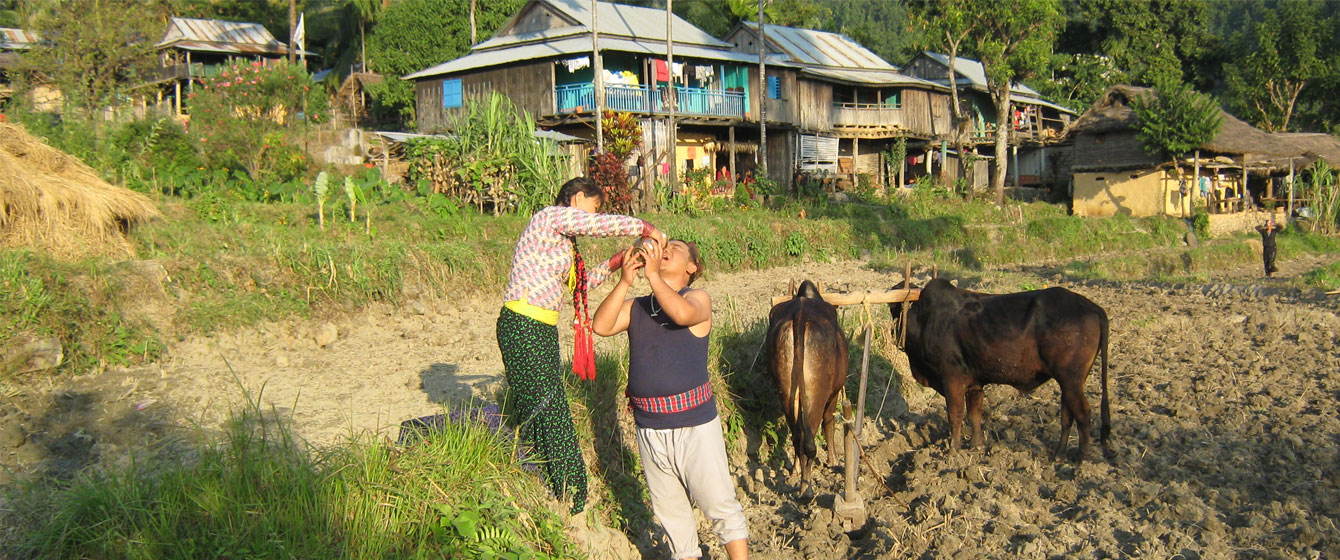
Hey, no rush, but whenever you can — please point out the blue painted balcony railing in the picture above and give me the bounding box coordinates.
[555,83,744,118]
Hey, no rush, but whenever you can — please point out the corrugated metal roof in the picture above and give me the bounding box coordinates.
[405,36,786,81]
[0,28,41,50]
[737,21,894,71]
[1011,93,1076,115]
[919,51,1042,97]
[801,67,942,89]
[479,0,731,51]
[156,17,296,56]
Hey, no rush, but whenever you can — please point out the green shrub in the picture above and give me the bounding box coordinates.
[1191,211,1210,238]
[405,93,568,215]
[105,117,204,192]
[784,231,809,257]
[189,59,319,185]
[1303,261,1340,291]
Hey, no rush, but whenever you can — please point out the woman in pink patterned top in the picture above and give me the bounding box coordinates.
[496,177,663,514]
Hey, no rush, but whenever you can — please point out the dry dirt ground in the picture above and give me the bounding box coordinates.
[2,255,1339,559]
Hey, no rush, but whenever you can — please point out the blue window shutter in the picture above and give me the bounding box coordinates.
[443,79,463,108]
[767,76,781,99]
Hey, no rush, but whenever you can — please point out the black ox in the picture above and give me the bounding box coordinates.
[892,278,1110,460]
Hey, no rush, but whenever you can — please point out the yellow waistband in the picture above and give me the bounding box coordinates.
[504,299,559,326]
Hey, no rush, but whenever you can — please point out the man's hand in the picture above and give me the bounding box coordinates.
[619,246,643,285]
[641,240,663,282]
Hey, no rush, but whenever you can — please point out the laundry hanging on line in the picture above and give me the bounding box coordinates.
[562,56,590,72]
[694,65,714,83]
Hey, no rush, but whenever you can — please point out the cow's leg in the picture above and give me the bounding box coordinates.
[966,388,985,450]
[944,383,967,451]
[822,395,841,467]
[1060,379,1093,462]
[1055,402,1073,458]
[798,454,813,498]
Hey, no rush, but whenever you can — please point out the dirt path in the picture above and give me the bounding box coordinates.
[3,256,1339,558]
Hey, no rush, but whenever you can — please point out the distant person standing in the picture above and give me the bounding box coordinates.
[1255,219,1284,277]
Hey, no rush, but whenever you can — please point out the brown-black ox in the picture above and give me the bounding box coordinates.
[892,278,1111,460]
[765,280,848,495]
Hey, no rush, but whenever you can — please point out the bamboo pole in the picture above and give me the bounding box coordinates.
[592,0,603,154]
[757,0,767,181]
[666,0,677,192]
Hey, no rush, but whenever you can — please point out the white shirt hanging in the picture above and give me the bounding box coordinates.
[563,56,590,72]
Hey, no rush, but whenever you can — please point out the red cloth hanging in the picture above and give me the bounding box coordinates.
[654,59,669,82]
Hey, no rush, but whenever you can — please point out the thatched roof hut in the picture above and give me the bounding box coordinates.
[1270,133,1340,168]
[0,123,159,257]
[1065,85,1301,172]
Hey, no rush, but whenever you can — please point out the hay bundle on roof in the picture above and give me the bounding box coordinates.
[0,122,159,257]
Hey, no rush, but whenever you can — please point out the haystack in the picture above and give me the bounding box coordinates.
[0,122,159,257]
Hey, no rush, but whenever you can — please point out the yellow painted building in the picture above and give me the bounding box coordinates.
[1074,168,1248,217]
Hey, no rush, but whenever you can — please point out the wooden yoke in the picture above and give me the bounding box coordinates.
[770,288,921,307]
[771,263,921,307]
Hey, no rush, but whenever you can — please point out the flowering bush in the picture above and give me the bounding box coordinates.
[188,59,322,187]
[591,111,642,213]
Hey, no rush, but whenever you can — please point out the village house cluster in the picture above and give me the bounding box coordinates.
[403,0,1340,223]
[4,0,1337,222]
[403,0,1075,199]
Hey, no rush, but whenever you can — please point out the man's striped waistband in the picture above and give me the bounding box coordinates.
[628,381,713,414]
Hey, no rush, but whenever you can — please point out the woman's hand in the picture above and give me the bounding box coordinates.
[641,221,668,249]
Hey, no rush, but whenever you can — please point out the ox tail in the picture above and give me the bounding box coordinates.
[791,309,817,460]
[1099,309,1111,446]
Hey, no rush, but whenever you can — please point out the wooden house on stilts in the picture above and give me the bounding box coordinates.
[902,52,1077,189]
[404,0,788,191]
[723,22,951,189]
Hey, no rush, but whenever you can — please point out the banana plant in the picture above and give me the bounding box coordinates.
[344,175,360,223]
[312,171,330,230]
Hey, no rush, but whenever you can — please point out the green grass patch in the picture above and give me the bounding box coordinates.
[805,189,1187,272]
[0,251,163,376]
[5,397,575,559]
[1303,261,1340,291]
[10,189,1337,377]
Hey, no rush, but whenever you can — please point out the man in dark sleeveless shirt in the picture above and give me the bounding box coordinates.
[592,239,749,560]
[1255,219,1284,277]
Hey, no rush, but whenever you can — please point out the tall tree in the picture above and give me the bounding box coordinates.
[911,0,977,194]
[964,0,1062,204]
[16,0,166,124]
[364,0,521,126]
[1075,0,1215,89]
[1129,80,1222,162]
[0,0,19,27]
[347,0,383,71]
[1223,0,1327,132]
[723,0,828,30]
[832,0,924,68]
